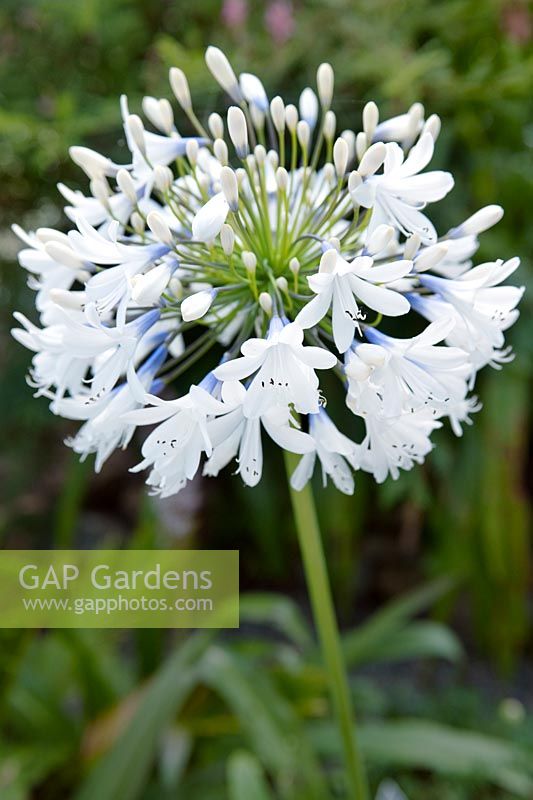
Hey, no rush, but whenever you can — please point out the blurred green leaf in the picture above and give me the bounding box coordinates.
[239,593,313,650]
[227,750,275,800]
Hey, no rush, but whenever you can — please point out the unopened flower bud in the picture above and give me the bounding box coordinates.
[259,292,273,316]
[131,212,145,235]
[126,114,146,155]
[297,120,310,150]
[186,139,199,165]
[205,46,242,102]
[289,257,300,277]
[220,223,235,255]
[366,224,394,254]
[449,205,504,238]
[239,72,269,112]
[147,211,173,246]
[213,138,228,165]
[142,96,174,134]
[317,62,334,108]
[328,236,341,252]
[276,276,289,294]
[90,178,111,206]
[323,110,336,141]
[363,101,379,141]
[268,150,279,171]
[208,112,224,140]
[333,138,349,178]
[242,251,257,275]
[153,165,173,192]
[169,276,184,298]
[341,129,356,162]
[169,68,192,111]
[181,289,214,321]
[285,104,298,133]
[414,243,449,272]
[299,87,319,129]
[250,104,265,131]
[220,166,239,211]
[254,144,266,165]
[276,166,288,191]
[358,142,386,176]
[348,171,362,193]
[227,106,249,157]
[270,96,285,133]
[355,131,367,161]
[116,168,138,203]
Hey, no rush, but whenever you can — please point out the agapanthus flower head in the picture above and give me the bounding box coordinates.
[12,47,523,497]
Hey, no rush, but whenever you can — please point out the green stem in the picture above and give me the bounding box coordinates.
[284,451,369,800]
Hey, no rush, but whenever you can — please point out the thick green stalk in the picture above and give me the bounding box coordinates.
[284,451,369,800]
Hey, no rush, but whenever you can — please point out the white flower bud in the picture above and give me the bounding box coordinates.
[341,129,356,162]
[254,144,266,165]
[185,139,198,165]
[333,138,349,178]
[422,113,441,142]
[169,276,184,298]
[153,165,173,193]
[299,87,319,129]
[116,168,138,203]
[131,264,171,304]
[404,233,421,260]
[366,224,395,254]
[213,138,228,165]
[348,171,362,193]
[192,193,229,241]
[355,131,367,161]
[317,62,334,108]
[297,120,310,150]
[245,154,256,174]
[250,104,265,131]
[406,102,424,143]
[414,243,449,272]
[147,211,173,246]
[242,251,257,274]
[289,257,300,276]
[131,212,145,235]
[319,249,338,274]
[259,292,273,316]
[181,289,214,321]
[323,110,336,141]
[142,96,174,134]
[227,106,249,157]
[323,163,336,184]
[69,146,112,179]
[45,242,85,270]
[358,142,386,176]
[450,205,504,238]
[126,114,146,155]
[328,236,341,252]
[276,276,289,293]
[205,46,242,102]
[267,150,279,171]
[285,104,298,133]
[270,96,285,133]
[208,112,224,140]
[276,167,289,191]
[220,223,235,255]
[169,68,192,111]
[363,101,379,141]
[236,168,247,187]
[239,72,268,112]
[220,166,239,211]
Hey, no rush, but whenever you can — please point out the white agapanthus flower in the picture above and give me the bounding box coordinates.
[12,47,523,497]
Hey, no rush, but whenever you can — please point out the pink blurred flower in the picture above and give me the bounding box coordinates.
[501,3,531,44]
[265,0,295,45]
[221,0,248,30]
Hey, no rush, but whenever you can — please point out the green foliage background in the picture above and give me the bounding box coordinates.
[0,1,531,797]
